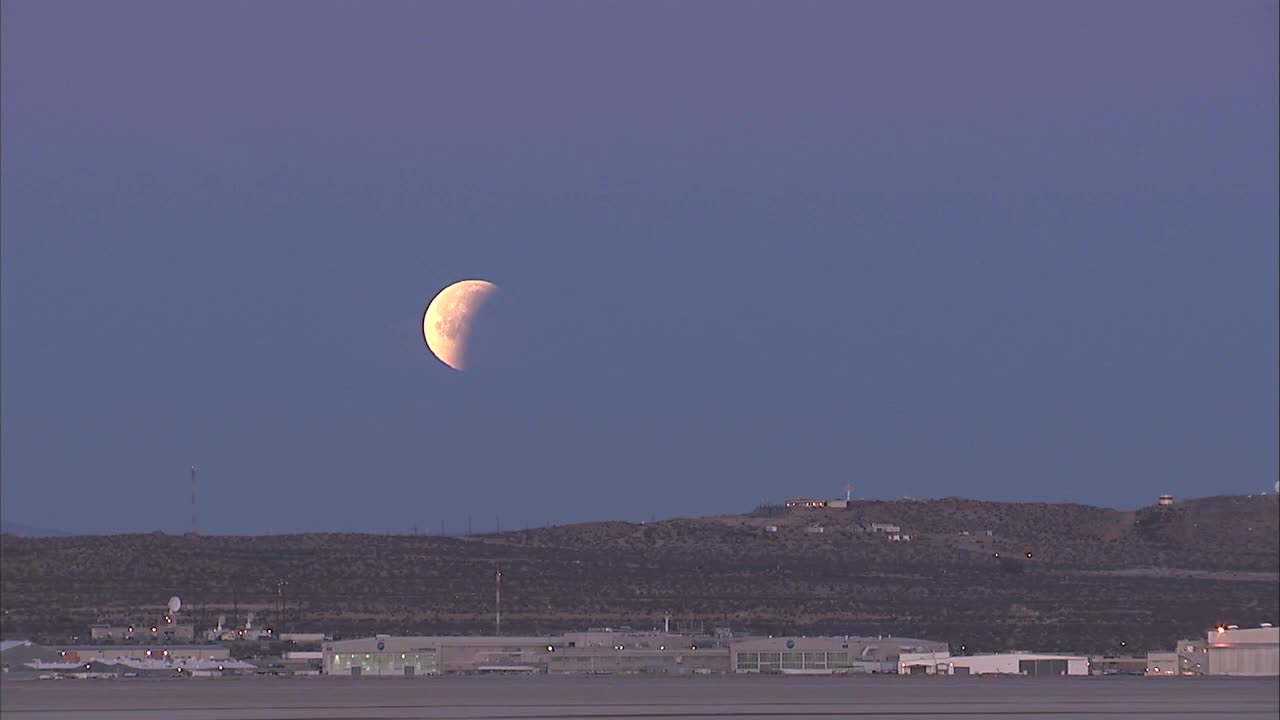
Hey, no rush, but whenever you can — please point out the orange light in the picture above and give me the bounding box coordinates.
[1216,626,1226,634]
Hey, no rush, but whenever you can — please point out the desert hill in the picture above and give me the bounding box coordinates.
[2,494,1276,655]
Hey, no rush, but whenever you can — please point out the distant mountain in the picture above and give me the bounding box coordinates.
[1,494,1275,653]
[0,519,73,537]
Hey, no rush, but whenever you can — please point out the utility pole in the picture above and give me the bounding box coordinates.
[276,580,288,630]
[495,564,502,636]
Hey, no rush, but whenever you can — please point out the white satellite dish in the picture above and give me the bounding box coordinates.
[168,596,181,614]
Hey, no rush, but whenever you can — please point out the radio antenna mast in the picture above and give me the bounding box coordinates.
[190,466,198,534]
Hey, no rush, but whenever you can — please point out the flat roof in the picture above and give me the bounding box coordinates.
[327,636,556,648]
[48,644,225,651]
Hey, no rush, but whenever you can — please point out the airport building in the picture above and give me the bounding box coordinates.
[324,632,732,676]
[549,644,729,674]
[45,644,230,663]
[324,634,924,676]
[732,636,947,674]
[1146,651,1179,676]
[785,498,829,509]
[1089,654,1148,675]
[552,631,729,674]
[1,640,47,671]
[90,622,195,643]
[2,640,245,677]
[899,651,1088,676]
[324,634,564,676]
[1180,626,1280,676]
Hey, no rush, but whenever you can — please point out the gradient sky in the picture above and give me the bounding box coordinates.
[2,0,1277,535]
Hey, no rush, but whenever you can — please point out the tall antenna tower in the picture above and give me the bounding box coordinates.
[494,564,502,635]
[190,466,198,534]
[845,482,853,502]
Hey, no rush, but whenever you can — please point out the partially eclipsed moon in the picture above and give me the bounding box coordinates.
[423,279,498,371]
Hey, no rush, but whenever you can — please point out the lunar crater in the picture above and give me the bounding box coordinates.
[422,279,498,370]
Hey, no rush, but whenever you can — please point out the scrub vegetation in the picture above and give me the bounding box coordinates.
[2,494,1275,654]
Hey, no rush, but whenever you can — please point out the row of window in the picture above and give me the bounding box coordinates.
[327,652,439,675]
[736,651,851,670]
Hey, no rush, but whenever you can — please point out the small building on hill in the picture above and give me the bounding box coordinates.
[785,498,828,509]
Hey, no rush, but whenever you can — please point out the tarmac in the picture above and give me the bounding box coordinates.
[2,674,1277,719]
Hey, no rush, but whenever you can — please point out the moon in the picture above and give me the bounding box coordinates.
[422,279,498,371]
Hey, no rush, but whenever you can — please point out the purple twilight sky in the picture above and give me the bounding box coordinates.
[1,0,1277,534]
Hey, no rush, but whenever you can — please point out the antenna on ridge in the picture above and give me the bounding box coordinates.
[190,466,198,534]
[845,482,853,502]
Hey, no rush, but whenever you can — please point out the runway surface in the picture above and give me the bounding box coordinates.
[2,674,1277,720]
